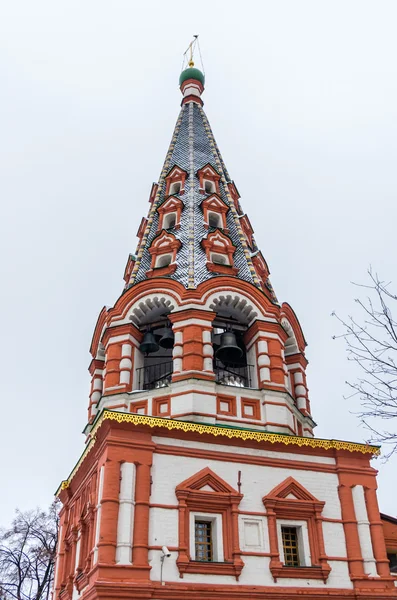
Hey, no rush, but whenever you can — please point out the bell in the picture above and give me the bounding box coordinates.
[159,327,174,349]
[216,330,243,365]
[140,331,159,354]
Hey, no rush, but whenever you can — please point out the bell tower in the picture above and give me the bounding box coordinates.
[54,55,396,600]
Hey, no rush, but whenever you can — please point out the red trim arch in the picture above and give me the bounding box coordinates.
[280,302,307,353]
[90,306,108,358]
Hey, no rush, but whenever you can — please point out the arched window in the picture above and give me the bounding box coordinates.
[202,231,238,275]
[211,252,229,266]
[157,196,183,232]
[164,166,187,196]
[147,231,181,278]
[163,212,177,229]
[170,182,181,195]
[204,180,215,194]
[208,211,222,228]
[155,254,172,268]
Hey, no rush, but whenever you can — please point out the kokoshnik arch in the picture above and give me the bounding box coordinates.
[53,57,396,600]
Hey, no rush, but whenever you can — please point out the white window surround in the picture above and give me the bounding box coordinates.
[204,180,215,194]
[276,519,311,567]
[210,252,229,265]
[189,512,224,562]
[170,182,181,195]
[208,211,222,228]
[163,212,177,229]
[155,254,172,268]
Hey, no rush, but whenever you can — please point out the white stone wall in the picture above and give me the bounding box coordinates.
[148,436,353,588]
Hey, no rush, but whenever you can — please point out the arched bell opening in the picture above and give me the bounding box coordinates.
[208,293,259,389]
[136,318,175,390]
[212,315,253,389]
[128,295,177,391]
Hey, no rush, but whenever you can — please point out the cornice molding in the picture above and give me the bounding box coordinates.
[56,410,380,496]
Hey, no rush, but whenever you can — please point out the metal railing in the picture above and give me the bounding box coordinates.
[135,361,173,390]
[214,361,253,388]
[135,360,254,390]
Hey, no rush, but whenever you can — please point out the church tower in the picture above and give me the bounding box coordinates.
[54,57,396,600]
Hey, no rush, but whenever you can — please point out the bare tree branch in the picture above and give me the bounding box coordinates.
[0,502,59,600]
[333,268,397,458]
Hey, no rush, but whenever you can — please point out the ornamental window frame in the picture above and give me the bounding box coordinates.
[197,164,221,195]
[202,230,238,276]
[201,193,229,231]
[175,467,244,579]
[262,476,331,582]
[157,196,183,231]
[239,214,255,249]
[147,230,181,278]
[164,166,187,197]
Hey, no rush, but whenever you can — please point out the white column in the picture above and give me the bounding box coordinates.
[71,534,81,600]
[352,485,378,576]
[173,330,183,373]
[54,524,63,589]
[116,462,136,564]
[92,465,105,565]
[202,330,214,372]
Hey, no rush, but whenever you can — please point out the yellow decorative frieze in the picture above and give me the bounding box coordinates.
[57,410,380,494]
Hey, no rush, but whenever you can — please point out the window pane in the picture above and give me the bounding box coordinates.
[195,520,212,562]
[281,526,300,567]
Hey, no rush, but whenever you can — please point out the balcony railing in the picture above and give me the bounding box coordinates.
[214,361,254,388]
[135,360,254,391]
[135,361,173,390]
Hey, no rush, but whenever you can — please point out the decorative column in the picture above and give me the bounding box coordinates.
[116,462,136,565]
[132,461,152,578]
[96,459,120,564]
[245,322,288,391]
[264,500,282,570]
[364,486,390,577]
[88,359,104,422]
[285,354,310,415]
[93,465,104,565]
[169,309,215,382]
[176,491,189,571]
[53,518,65,599]
[102,324,142,395]
[338,484,365,579]
[352,485,377,576]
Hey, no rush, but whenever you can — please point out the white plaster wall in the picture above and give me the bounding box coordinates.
[148,438,352,587]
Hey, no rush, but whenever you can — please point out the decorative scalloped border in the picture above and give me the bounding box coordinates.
[57,410,380,494]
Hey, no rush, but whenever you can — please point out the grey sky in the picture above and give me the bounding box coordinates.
[1,0,396,526]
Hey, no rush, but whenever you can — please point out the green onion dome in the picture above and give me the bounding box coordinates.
[179,67,205,87]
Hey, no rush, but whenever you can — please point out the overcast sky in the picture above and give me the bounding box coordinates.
[1,0,396,526]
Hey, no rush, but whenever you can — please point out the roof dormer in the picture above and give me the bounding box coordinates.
[165,165,188,197]
[202,230,238,276]
[157,196,183,231]
[147,230,181,278]
[197,164,221,195]
[200,194,229,231]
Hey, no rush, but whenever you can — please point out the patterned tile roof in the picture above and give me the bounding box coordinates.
[127,100,276,299]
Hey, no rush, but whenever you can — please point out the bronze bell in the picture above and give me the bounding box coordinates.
[159,326,174,349]
[216,330,243,365]
[140,330,159,354]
